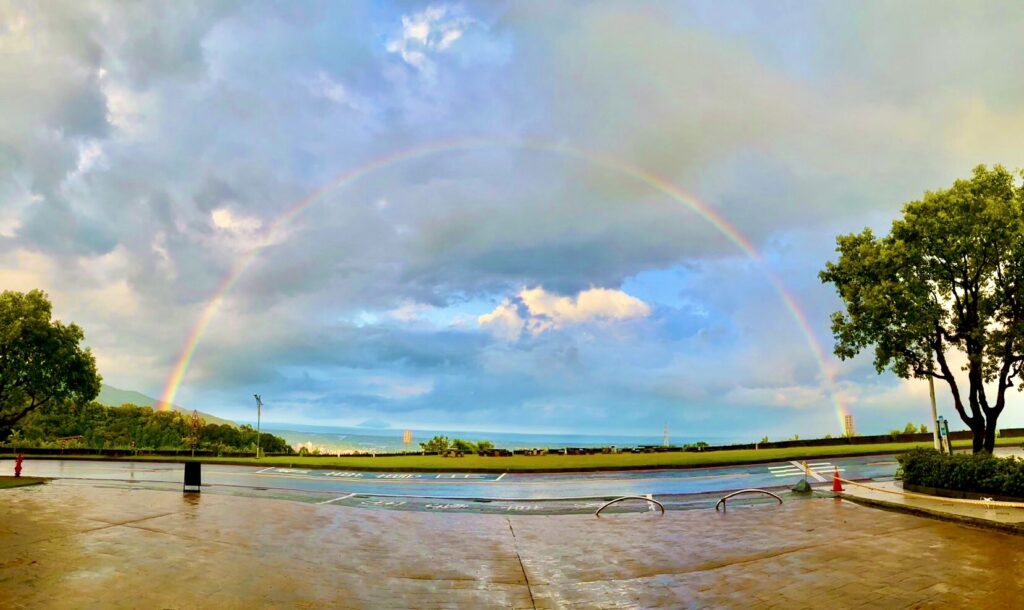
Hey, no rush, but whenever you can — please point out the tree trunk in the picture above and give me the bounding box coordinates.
[971,425,984,453]
[983,415,999,453]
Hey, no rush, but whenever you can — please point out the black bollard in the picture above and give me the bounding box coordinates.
[183,462,201,493]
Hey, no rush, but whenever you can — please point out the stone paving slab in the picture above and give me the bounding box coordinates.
[2,483,1024,608]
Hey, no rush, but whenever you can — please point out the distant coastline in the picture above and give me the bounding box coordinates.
[257,423,742,454]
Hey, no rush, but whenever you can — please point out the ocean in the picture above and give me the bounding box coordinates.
[258,423,742,454]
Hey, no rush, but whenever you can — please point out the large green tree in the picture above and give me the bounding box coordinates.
[821,166,1024,453]
[0,290,101,435]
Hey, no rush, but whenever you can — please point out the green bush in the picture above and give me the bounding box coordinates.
[897,448,1024,498]
[419,435,450,453]
[451,438,477,453]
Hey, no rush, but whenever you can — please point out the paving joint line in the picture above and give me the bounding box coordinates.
[575,517,937,583]
[507,518,537,610]
[0,511,183,551]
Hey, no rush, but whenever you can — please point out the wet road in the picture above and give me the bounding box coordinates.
[4,455,898,513]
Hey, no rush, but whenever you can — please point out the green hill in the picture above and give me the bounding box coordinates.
[97,384,236,427]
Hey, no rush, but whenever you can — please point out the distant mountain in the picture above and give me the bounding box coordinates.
[96,384,236,427]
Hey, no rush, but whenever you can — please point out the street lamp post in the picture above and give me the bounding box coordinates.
[254,394,263,460]
[928,376,940,450]
[927,363,940,451]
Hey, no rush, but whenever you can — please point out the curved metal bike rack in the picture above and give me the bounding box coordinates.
[595,496,665,517]
[715,489,783,511]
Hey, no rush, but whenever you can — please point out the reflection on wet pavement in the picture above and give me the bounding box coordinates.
[2,483,1022,608]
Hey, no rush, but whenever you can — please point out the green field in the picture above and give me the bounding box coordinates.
[7,437,1020,472]
[0,476,46,489]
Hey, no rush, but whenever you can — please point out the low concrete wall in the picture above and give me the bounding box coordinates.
[903,482,1024,504]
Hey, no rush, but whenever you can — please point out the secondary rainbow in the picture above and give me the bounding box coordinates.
[157,138,847,430]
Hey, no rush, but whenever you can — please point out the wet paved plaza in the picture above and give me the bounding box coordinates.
[2,483,1023,608]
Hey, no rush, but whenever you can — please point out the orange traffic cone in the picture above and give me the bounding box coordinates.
[832,466,843,492]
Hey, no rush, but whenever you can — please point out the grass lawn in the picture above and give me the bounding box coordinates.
[7,437,1019,472]
[0,476,46,489]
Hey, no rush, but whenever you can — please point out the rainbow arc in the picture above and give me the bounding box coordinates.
[157,138,847,431]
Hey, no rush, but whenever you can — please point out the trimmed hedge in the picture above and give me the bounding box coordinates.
[897,448,1024,498]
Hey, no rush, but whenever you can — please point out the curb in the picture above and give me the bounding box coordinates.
[839,491,1024,536]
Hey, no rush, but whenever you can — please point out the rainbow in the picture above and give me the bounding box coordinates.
[157,138,847,431]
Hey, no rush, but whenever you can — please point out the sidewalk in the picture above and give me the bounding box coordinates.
[837,479,1024,534]
[4,481,1024,607]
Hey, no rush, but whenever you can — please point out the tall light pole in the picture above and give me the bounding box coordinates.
[928,374,940,451]
[253,394,263,460]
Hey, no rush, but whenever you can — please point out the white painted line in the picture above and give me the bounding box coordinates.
[495,472,507,482]
[318,493,356,505]
[255,467,276,474]
[645,493,656,512]
[789,460,827,482]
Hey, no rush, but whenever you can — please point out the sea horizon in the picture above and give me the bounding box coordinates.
[250,422,748,454]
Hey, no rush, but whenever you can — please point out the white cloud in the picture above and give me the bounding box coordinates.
[478,299,525,341]
[521,286,651,327]
[70,140,106,179]
[386,4,474,75]
[388,300,436,323]
[479,286,651,340]
[211,208,262,234]
[304,70,350,105]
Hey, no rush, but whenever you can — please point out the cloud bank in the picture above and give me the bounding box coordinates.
[3,1,1024,437]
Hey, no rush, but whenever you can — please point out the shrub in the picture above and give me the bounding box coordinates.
[451,438,477,453]
[897,448,1024,498]
[419,435,449,453]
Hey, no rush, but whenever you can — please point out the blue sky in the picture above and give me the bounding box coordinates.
[3,1,1024,439]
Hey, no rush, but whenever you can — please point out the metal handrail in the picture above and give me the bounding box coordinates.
[715,489,783,511]
[595,495,665,517]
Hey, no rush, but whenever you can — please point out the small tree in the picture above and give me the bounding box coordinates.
[420,435,450,453]
[476,440,495,453]
[903,422,918,435]
[919,423,929,434]
[451,438,477,453]
[821,166,1024,453]
[0,290,101,436]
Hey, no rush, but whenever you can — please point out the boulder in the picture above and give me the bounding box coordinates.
[791,479,813,493]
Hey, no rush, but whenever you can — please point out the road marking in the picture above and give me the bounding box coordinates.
[771,470,845,478]
[645,493,656,512]
[789,460,827,482]
[318,493,356,505]
[495,473,506,482]
[255,467,276,474]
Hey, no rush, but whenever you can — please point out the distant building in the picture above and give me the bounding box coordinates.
[844,414,856,437]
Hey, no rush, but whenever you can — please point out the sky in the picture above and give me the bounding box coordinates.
[3,1,1024,439]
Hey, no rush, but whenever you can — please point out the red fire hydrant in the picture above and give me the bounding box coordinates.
[14,454,23,478]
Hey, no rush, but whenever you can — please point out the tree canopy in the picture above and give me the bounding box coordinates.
[821,165,1024,452]
[0,290,101,436]
[13,401,291,453]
